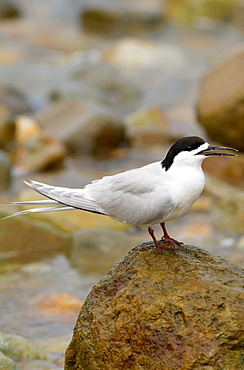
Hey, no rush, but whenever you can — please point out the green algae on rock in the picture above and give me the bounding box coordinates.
[65,243,244,370]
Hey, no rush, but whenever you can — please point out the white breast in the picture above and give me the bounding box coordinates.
[162,164,205,222]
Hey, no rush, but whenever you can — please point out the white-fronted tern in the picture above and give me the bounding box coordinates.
[3,136,237,253]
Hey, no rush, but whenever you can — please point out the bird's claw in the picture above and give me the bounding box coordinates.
[156,239,176,253]
[161,237,183,246]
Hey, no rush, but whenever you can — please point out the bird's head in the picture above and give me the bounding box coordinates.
[161,136,238,171]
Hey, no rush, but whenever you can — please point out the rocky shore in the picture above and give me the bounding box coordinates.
[0,1,243,369]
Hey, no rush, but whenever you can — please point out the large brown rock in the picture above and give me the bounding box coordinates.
[196,49,244,152]
[65,243,244,370]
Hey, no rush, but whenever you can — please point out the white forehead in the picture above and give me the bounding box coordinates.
[173,141,209,163]
[195,142,209,153]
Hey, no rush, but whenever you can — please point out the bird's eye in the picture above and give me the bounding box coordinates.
[186,145,192,150]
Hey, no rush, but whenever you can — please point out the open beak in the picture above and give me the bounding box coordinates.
[197,144,238,157]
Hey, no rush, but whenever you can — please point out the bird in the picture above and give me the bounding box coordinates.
[3,136,237,253]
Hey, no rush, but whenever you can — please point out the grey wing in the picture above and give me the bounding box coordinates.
[3,161,174,224]
[85,164,174,225]
[22,179,107,215]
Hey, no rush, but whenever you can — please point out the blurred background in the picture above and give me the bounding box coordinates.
[0,0,243,369]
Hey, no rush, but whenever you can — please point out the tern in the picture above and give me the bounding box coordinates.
[3,136,237,253]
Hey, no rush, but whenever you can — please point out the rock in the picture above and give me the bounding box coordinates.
[0,105,15,150]
[36,101,125,156]
[124,106,170,148]
[0,210,72,265]
[103,38,186,69]
[65,243,244,370]
[0,351,17,370]
[15,134,66,172]
[71,228,141,275]
[0,332,46,361]
[0,150,11,191]
[15,115,42,144]
[81,0,164,35]
[0,0,19,19]
[14,115,66,172]
[0,84,31,150]
[165,0,240,25]
[196,48,244,151]
[0,84,30,150]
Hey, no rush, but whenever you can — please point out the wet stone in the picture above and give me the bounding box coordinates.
[65,243,244,370]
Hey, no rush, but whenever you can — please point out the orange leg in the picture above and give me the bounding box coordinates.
[148,227,174,253]
[160,222,182,245]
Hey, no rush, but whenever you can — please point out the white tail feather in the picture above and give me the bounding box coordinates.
[1,205,75,220]
[9,200,58,206]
